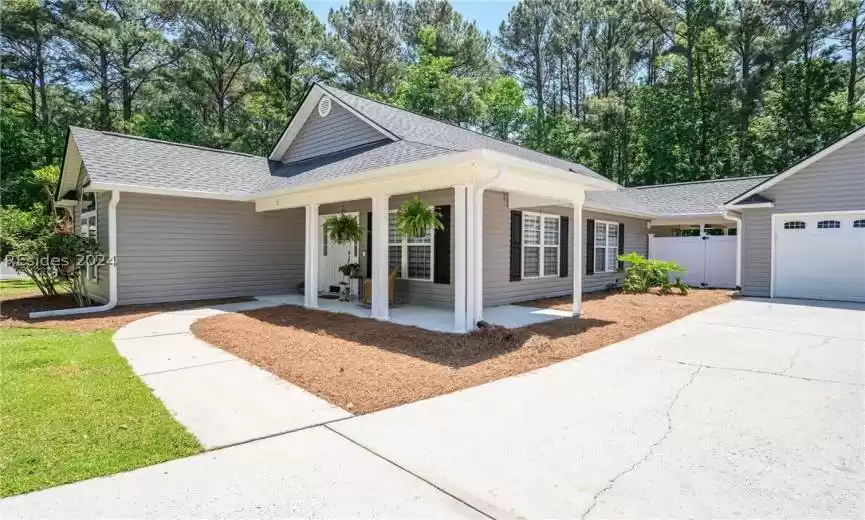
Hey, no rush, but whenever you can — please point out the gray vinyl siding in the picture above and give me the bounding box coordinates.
[320,189,455,309]
[741,209,772,297]
[483,190,650,307]
[739,135,865,297]
[116,194,304,305]
[282,102,387,163]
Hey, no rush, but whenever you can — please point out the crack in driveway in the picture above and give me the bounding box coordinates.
[581,365,703,520]
[781,337,833,376]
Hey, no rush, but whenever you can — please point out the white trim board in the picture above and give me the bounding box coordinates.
[727,125,865,207]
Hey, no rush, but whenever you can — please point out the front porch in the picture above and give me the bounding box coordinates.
[255,150,614,332]
[255,294,571,333]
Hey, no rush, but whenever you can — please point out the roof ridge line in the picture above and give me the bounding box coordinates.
[630,175,773,189]
[88,128,264,159]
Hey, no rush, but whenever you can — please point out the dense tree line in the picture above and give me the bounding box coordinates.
[2,0,863,212]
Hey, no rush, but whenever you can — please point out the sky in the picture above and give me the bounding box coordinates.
[306,1,517,34]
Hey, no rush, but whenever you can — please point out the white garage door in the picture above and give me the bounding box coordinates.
[774,212,865,302]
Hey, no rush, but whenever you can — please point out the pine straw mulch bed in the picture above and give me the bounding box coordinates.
[0,293,253,332]
[192,289,733,414]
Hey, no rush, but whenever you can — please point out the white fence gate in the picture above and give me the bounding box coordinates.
[649,235,737,289]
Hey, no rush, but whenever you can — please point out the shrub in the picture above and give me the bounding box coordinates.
[1,206,102,306]
[618,252,688,295]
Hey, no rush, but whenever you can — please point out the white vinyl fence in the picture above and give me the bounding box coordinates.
[648,235,737,289]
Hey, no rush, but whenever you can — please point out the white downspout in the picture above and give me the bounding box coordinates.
[722,210,742,290]
[30,191,120,318]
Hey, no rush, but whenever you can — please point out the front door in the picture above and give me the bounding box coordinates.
[318,213,360,293]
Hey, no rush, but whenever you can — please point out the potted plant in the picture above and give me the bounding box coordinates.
[395,197,443,237]
[338,262,361,278]
[323,213,363,245]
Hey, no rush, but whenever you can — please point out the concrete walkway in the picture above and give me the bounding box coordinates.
[1,299,862,518]
[113,300,352,449]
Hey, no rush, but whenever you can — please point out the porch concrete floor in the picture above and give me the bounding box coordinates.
[254,294,573,332]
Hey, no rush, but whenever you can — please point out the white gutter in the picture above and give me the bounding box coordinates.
[30,191,120,318]
[722,209,743,290]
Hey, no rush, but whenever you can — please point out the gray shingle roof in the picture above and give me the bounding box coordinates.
[259,140,456,192]
[72,126,459,197]
[624,176,771,215]
[71,127,270,196]
[317,83,613,185]
[584,190,657,215]
[584,176,771,216]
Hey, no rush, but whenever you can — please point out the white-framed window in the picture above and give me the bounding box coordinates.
[817,220,840,229]
[80,207,98,282]
[594,220,620,274]
[522,212,560,278]
[387,210,434,281]
[853,219,865,228]
[784,221,806,230]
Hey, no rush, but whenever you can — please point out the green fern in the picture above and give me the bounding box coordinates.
[396,197,443,237]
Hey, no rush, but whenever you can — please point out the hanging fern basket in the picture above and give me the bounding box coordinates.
[323,213,363,245]
[396,197,443,238]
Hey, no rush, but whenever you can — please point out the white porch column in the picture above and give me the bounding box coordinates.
[572,197,584,316]
[371,194,390,321]
[465,184,477,327]
[472,187,485,324]
[304,203,320,308]
[453,185,467,333]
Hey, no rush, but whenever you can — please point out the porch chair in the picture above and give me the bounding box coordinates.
[363,268,397,305]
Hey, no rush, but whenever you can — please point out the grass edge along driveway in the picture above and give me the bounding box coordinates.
[0,327,201,497]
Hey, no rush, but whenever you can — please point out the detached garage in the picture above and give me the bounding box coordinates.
[728,126,865,304]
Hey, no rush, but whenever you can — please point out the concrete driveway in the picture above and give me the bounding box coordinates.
[2,298,863,518]
[332,298,864,519]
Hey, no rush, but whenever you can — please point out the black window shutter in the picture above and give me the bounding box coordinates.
[617,222,625,271]
[559,216,569,278]
[433,205,451,284]
[366,211,373,278]
[510,210,522,281]
[586,218,595,275]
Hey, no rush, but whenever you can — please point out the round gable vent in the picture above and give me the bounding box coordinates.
[318,96,332,117]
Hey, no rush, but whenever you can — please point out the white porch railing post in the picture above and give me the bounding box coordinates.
[648,233,655,258]
[371,194,390,321]
[305,203,320,308]
[572,197,584,316]
[453,185,467,333]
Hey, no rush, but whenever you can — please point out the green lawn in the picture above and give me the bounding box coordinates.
[0,278,40,298]
[0,327,201,497]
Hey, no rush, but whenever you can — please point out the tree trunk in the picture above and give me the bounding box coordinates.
[36,36,49,129]
[121,45,133,122]
[99,46,111,131]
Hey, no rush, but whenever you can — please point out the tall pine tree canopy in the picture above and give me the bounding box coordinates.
[2,0,863,212]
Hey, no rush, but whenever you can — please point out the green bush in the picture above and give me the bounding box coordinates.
[618,252,689,295]
[0,206,102,305]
